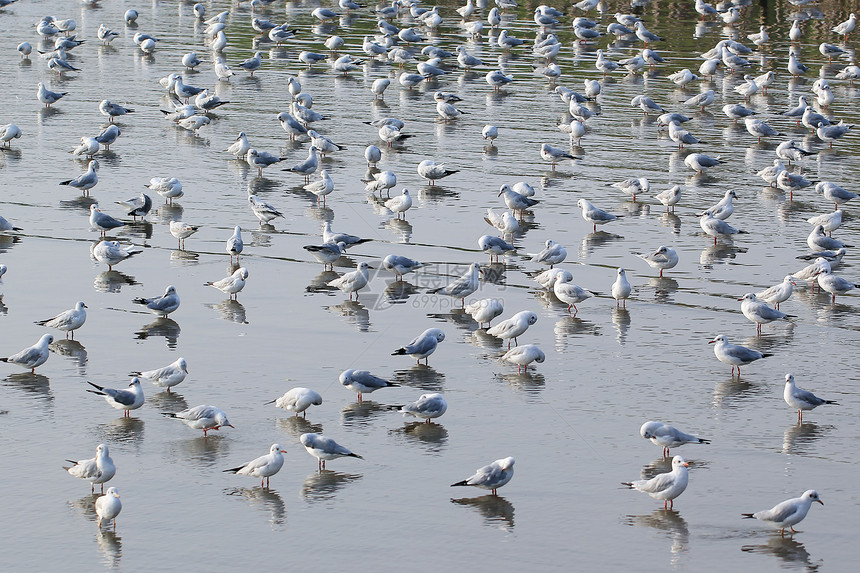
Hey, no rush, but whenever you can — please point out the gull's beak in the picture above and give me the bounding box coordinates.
[280,449,287,453]
[682,462,689,467]
[708,339,717,344]
[816,499,824,505]
[227,424,235,428]
[737,297,744,301]
[83,304,88,308]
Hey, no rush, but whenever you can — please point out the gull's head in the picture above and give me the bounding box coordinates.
[90,160,100,171]
[339,369,355,385]
[524,312,538,325]
[39,333,54,346]
[803,490,823,505]
[76,301,87,310]
[358,262,369,271]
[178,357,188,373]
[105,487,120,498]
[129,378,141,388]
[271,444,287,454]
[785,373,795,386]
[236,268,249,280]
[90,204,100,213]
[498,184,511,196]
[617,268,626,277]
[545,239,555,248]
[498,457,515,470]
[739,292,757,302]
[709,334,727,344]
[640,421,661,439]
[96,443,109,456]
[165,285,177,295]
[672,456,689,468]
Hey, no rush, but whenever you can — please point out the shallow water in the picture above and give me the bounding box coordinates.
[1,0,859,570]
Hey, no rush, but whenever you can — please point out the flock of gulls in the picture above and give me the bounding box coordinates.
[0,0,856,546]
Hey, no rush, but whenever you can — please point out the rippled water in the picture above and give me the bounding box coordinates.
[1,0,859,570]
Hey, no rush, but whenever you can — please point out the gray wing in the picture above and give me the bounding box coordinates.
[9,346,42,364]
[405,335,437,354]
[794,387,826,407]
[353,371,389,389]
[634,471,676,494]
[104,388,137,406]
[757,499,800,523]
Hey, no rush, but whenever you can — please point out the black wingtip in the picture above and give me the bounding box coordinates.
[761,353,774,358]
[87,381,103,391]
[451,480,468,487]
[699,438,711,444]
[223,467,242,473]
[349,453,364,459]
[392,348,407,356]
[741,513,755,519]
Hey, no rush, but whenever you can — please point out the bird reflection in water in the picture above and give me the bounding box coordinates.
[94,270,139,293]
[96,529,122,569]
[307,269,341,290]
[451,494,515,531]
[68,492,100,521]
[324,299,370,332]
[153,203,183,225]
[340,400,389,427]
[170,249,199,265]
[624,509,689,567]
[382,280,419,306]
[495,371,545,395]
[225,487,286,528]
[135,318,180,348]
[170,434,231,469]
[276,415,323,438]
[712,376,763,409]
[554,315,600,351]
[147,390,188,413]
[741,535,821,570]
[390,364,445,392]
[427,308,476,331]
[699,243,747,268]
[3,372,52,403]
[384,217,412,243]
[49,339,88,371]
[611,307,631,344]
[579,231,622,258]
[59,194,97,213]
[782,422,830,456]
[301,470,362,501]
[647,276,679,303]
[659,212,681,234]
[481,262,507,286]
[0,233,22,253]
[120,221,153,240]
[468,328,505,350]
[97,417,144,446]
[390,421,448,453]
[205,299,248,324]
[638,458,708,480]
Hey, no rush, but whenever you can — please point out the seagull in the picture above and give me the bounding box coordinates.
[451,457,515,496]
[64,443,115,493]
[654,185,682,212]
[94,125,122,151]
[755,276,797,310]
[478,235,515,262]
[0,123,22,148]
[722,103,756,123]
[270,388,323,418]
[340,369,397,401]
[784,374,837,423]
[700,210,741,244]
[485,208,520,238]
[612,268,632,308]
[89,205,125,237]
[739,293,791,333]
[133,285,180,317]
[640,422,710,457]
[612,178,649,201]
[745,118,782,143]
[635,246,678,277]
[92,240,141,270]
[168,221,200,250]
[685,153,723,174]
[226,226,243,261]
[60,160,99,194]
[283,146,319,181]
[132,357,188,392]
[95,488,122,530]
[401,393,448,423]
[742,490,823,535]
[72,137,100,158]
[35,301,87,339]
[501,344,545,372]
[832,12,856,40]
[807,225,849,253]
[553,273,595,315]
[623,455,689,509]
[239,51,262,76]
[164,405,233,436]
[322,221,371,246]
[417,160,458,185]
[428,263,481,305]
[300,433,363,470]
[223,444,287,488]
[246,149,284,178]
[499,184,539,216]
[683,90,714,112]
[392,328,445,365]
[816,268,859,303]
[776,140,813,164]
[816,121,853,148]
[304,242,346,271]
[487,311,538,348]
[1,334,53,373]
[205,268,248,300]
[37,82,67,107]
[464,298,505,328]
[709,334,770,376]
[382,255,423,281]
[530,240,567,267]
[99,100,134,123]
[146,177,183,204]
[816,181,858,210]
[327,262,370,300]
[248,195,284,225]
[86,378,144,417]
[578,198,620,233]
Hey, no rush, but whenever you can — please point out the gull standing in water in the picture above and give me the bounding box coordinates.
[612,268,632,308]
[739,293,791,333]
[382,255,423,281]
[487,311,538,348]
[429,263,481,305]
[169,221,200,250]
[634,246,678,277]
[709,334,771,376]
[783,374,837,423]
[248,195,284,225]
[742,490,823,535]
[755,276,797,310]
[700,211,741,244]
[640,421,710,457]
[165,405,233,436]
[327,262,370,300]
[816,268,859,303]
[530,240,567,268]
[86,378,145,417]
[578,199,621,233]
[501,344,545,372]
[1,334,53,372]
[223,444,287,488]
[340,369,397,401]
[89,205,125,237]
[133,285,180,317]
[654,185,682,212]
[95,488,122,530]
[401,393,447,423]
[300,433,363,470]
[270,388,323,418]
[465,298,505,328]
[205,268,248,300]
[35,301,87,339]
[392,328,445,365]
[553,273,595,315]
[132,357,188,392]
[623,455,688,509]
[60,160,99,195]
[226,226,243,261]
[64,443,115,493]
[451,457,515,496]
[93,241,141,270]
